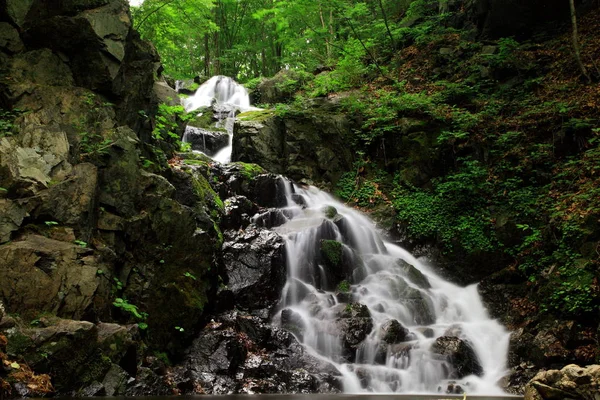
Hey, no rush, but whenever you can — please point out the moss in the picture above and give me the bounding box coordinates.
[6,332,34,357]
[321,205,338,219]
[231,162,265,179]
[337,280,351,293]
[321,239,343,267]
[190,170,224,211]
[188,110,225,131]
[237,109,275,123]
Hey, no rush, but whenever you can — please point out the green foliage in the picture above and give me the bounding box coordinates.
[73,240,87,248]
[0,108,24,137]
[113,298,148,327]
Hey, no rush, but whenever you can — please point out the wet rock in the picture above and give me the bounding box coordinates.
[253,174,288,208]
[183,126,229,156]
[222,195,258,230]
[176,311,342,394]
[221,226,286,310]
[380,319,410,344]
[431,336,483,378]
[253,208,292,229]
[395,259,431,289]
[281,308,306,339]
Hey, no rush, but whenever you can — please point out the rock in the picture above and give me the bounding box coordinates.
[222,195,258,230]
[250,70,310,104]
[102,364,129,396]
[177,311,342,394]
[431,336,483,378]
[153,81,179,106]
[380,319,410,344]
[0,22,24,54]
[220,226,286,310]
[0,199,28,243]
[252,208,293,229]
[281,308,306,339]
[524,364,600,400]
[395,259,431,289]
[183,126,229,156]
[5,318,111,391]
[35,163,98,232]
[232,98,355,185]
[96,323,139,375]
[253,174,289,208]
[0,235,110,320]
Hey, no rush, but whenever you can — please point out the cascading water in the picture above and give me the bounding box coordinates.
[181,75,257,163]
[187,75,511,395]
[269,182,510,395]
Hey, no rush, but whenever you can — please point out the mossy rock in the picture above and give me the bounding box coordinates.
[237,109,275,123]
[230,162,266,179]
[321,239,343,267]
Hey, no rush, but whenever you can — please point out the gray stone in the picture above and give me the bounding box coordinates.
[153,81,179,106]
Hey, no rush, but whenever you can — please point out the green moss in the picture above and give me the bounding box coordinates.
[321,205,338,219]
[188,110,225,131]
[231,162,265,179]
[321,239,343,267]
[190,170,224,211]
[337,280,351,293]
[237,109,275,123]
[6,332,34,356]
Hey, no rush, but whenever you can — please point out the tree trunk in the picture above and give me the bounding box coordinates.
[569,0,591,82]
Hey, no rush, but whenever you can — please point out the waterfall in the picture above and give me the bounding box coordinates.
[186,75,511,394]
[181,76,257,163]
[182,75,254,113]
[270,182,510,395]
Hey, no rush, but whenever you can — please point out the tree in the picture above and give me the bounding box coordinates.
[569,0,591,83]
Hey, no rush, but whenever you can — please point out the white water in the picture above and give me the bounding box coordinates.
[271,183,510,395]
[182,76,253,113]
[181,76,257,163]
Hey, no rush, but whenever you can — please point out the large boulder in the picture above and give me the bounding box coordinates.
[431,336,483,379]
[524,364,600,400]
[232,99,356,186]
[219,226,286,310]
[0,235,111,320]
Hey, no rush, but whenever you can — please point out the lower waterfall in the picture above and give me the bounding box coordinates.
[180,76,511,395]
[271,182,510,394]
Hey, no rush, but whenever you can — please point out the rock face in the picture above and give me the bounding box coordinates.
[524,364,600,400]
[0,0,224,396]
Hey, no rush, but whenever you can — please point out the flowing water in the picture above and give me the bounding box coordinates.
[181,76,511,395]
[181,76,258,163]
[271,184,510,394]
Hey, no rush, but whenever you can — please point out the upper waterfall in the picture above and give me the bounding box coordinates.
[182,75,254,113]
[181,76,257,163]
